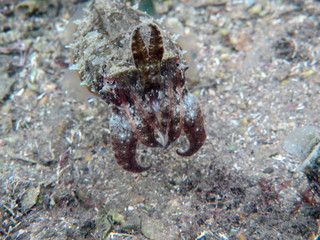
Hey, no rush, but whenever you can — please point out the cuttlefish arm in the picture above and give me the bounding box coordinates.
[177,93,206,157]
[110,111,151,173]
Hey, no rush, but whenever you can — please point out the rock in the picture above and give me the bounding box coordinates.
[0,76,15,101]
[21,185,40,210]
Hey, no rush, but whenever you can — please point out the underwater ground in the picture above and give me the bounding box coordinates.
[1,0,320,239]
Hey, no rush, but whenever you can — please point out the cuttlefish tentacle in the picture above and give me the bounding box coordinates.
[177,93,206,157]
[110,110,151,173]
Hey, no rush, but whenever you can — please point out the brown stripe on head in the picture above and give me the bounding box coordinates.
[131,24,164,91]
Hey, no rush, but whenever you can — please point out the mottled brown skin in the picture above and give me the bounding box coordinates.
[98,23,206,172]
